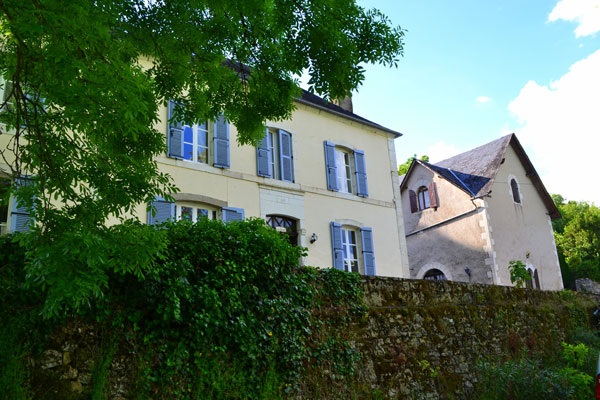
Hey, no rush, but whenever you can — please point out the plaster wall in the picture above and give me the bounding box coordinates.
[401,164,474,233]
[406,210,492,283]
[485,145,563,290]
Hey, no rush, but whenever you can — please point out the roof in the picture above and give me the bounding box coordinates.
[296,90,402,138]
[400,134,560,220]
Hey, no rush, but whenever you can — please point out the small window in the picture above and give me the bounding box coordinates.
[423,269,447,281]
[183,120,210,164]
[510,179,521,204]
[417,186,430,210]
[335,148,355,194]
[257,128,294,182]
[526,267,540,289]
[174,202,218,221]
[266,215,298,246]
[341,227,362,274]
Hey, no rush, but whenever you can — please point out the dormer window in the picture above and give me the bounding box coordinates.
[510,178,521,203]
[409,183,438,213]
[417,186,430,210]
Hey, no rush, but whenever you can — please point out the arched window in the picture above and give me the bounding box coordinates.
[417,186,430,211]
[510,179,521,204]
[266,215,298,246]
[423,269,447,281]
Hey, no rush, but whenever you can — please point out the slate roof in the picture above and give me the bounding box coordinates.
[401,134,560,219]
[296,90,402,138]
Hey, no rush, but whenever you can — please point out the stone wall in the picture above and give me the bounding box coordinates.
[352,277,594,399]
[26,277,595,399]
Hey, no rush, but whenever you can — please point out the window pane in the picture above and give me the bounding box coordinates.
[184,126,193,143]
[198,129,208,147]
[350,261,359,274]
[197,147,208,164]
[181,206,193,221]
[184,143,194,160]
[336,150,349,192]
[197,209,208,220]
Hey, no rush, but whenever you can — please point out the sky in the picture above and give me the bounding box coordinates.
[342,0,600,204]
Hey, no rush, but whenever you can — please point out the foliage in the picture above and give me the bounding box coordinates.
[552,194,600,287]
[508,260,531,288]
[398,154,429,176]
[0,219,366,398]
[473,329,599,400]
[0,0,404,318]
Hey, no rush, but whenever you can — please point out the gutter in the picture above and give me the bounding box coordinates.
[294,97,403,138]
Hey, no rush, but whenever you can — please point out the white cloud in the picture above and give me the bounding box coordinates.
[508,49,600,204]
[427,142,461,163]
[476,96,492,103]
[549,0,600,37]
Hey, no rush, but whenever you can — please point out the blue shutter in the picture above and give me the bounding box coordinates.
[279,130,294,182]
[222,207,244,222]
[257,128,272,177]
[354,150,368,197]
[167,100,184,159]
[324,141,338,191]
[330,222,344,271]
[147,196,174,225]
[10,178,34,233]
[361,227,376,276]
[213,115,230,168]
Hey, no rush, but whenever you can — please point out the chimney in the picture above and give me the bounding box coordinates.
[332,95,353,113]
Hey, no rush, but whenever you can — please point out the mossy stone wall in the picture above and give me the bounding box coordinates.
[350,277,595,399]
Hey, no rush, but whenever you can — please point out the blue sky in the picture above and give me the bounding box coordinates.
[346,0,600,204]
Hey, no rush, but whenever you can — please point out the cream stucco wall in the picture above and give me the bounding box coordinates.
[485,146,563,290]
[150,101,408,277]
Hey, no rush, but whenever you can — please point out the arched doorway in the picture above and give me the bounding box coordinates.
[266,215,298,246]
[423,269,447,281]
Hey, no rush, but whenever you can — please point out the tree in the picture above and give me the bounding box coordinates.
[552,194,600,288]
[0,0,405,315]
[398,154,429,176]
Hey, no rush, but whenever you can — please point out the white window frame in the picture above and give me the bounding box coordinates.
[174,202,219,221]
[267,128,281,180]
[335,147,355,194]
[341,226,363,274]
[182,120,210,164]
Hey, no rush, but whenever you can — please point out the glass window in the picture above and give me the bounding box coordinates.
[266,214,298,246]
[268,129,280,180]
[341,227,361,274]
[417,186,430,210]
[175,203,218,221]
[335,148,355,194]
[183,121,210,164]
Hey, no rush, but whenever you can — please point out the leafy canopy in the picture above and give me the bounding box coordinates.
[398,154,429,176]
[552,194,600,286]
[0,0,404,315]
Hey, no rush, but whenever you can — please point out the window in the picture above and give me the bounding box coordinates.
[341,227,361,273]
[510,178,521,203]
[257,128,293,182]
[330,222,375,275]
[175,202,218,221]
[526,267,540,289]
[147,196,243,225]
[335,148,355,194]
[167,100,230,168]
[409,183,438,213]
[323,141,368,197]
[183,121,210,164]
[423,269,447,281]
[417,186,430,210]
[266,215,298,246]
